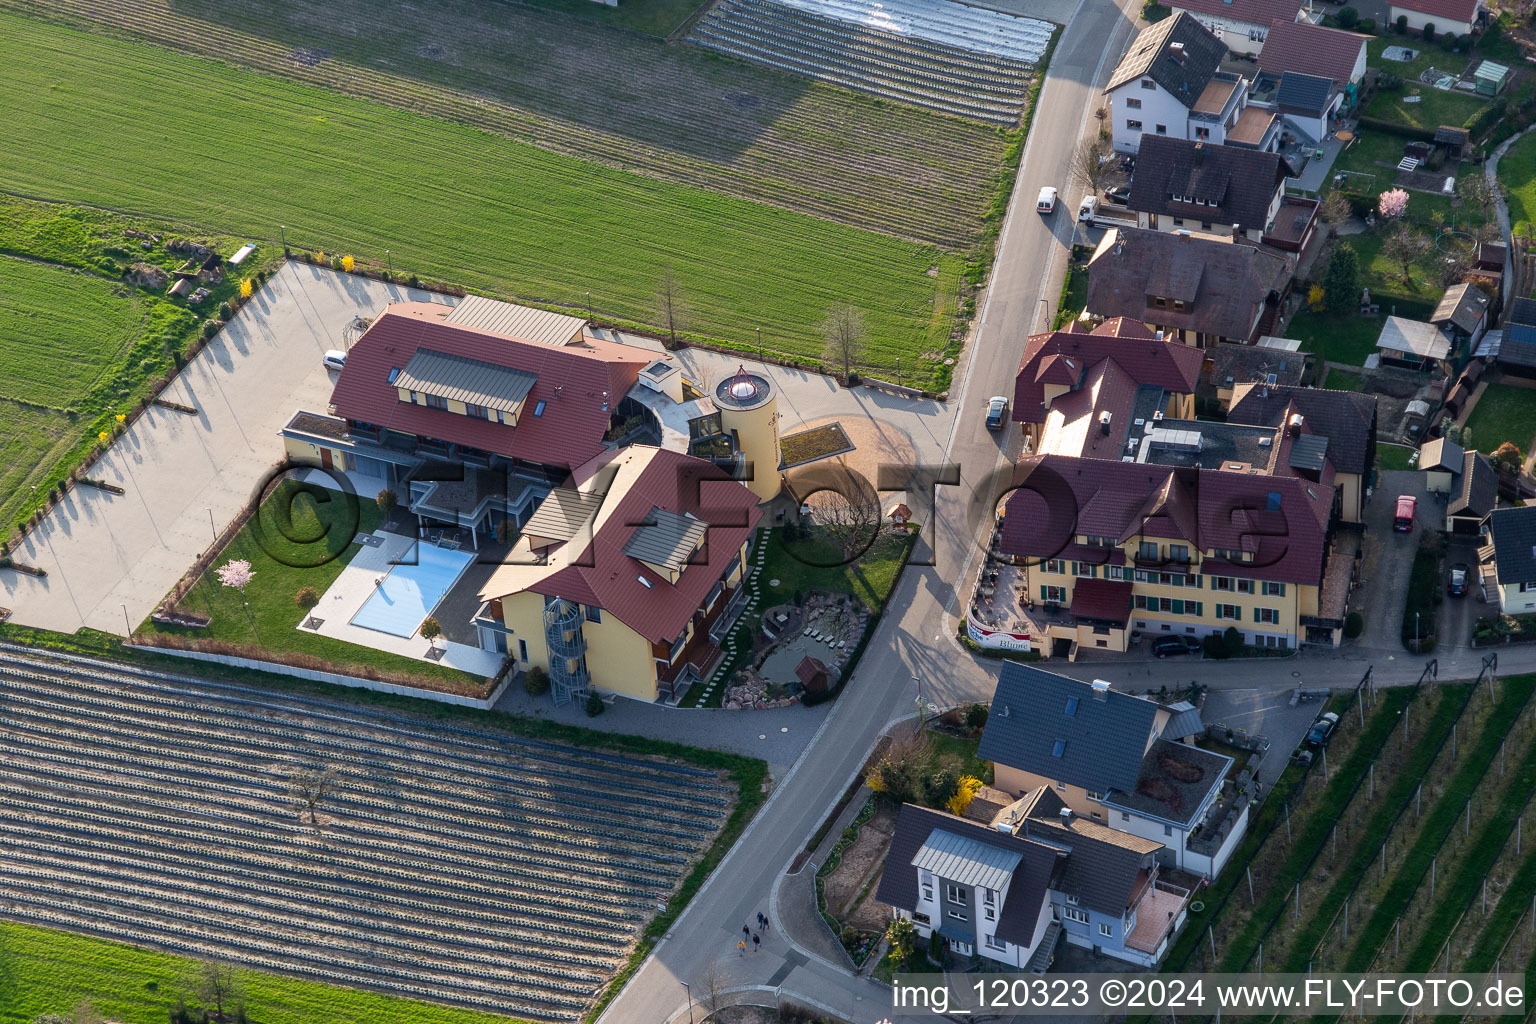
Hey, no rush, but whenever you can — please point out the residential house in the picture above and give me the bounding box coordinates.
[1431,282,1492,355]
[1010,318,1205,458]
[475,444,762,705]
[1375,316,1452,374]
[1128,138,1316,252]
[1001,450,1339,650]
[978,667,1249,878]
[1257,20,1369,105]
[1386,0,1483,37]
[878,794,1193,967]
[1486,506,1536,613]
[1105,14,1247,154]
[1225,382,1377,522]
[1270,71,1342,143]
[1085,227,1295,346]
[1498,298,1536,376]
[1203,343,1307,410]
[1440,450,1500,534]
[1163,0,1313,55]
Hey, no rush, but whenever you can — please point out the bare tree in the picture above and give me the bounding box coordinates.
[1457,174,1499,225]
[1381,224,1424,285]
[1319,191,1352,228]
[199,961,240,1021]
[696,961,729,1017]
[656,267,687,349]
[822,301,867,381]
[1076,137,1111,193]
[286,765,338,826]
[802,467,880,562]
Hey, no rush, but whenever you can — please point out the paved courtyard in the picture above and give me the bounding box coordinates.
[0,263,454,635]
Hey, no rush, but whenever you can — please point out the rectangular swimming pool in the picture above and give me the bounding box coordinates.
[349,542,476,638]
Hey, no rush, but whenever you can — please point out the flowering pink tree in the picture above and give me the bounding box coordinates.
[215,558,255,599]
[1378,188,1409,220]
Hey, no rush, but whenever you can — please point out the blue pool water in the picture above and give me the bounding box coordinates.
[350,542,475,638]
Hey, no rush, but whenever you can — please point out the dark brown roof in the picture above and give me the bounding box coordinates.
[1013,319,1204,424]
[1226,383,1377,476]
[1085,228,1295,342]
[1128,138,1287,234]
[1001,454,1334,584]
[1169,0,1305,28]
[794,657,829,685]
[1069,578,1134,622]
[1450,451,1499,519]
[330,302,651,470]
[1107,13,1227,108]
[1206,343,1307,391]
[1431,282,1491,335]
[1103,739,1232,827]
[1020,790,1161,915]
[1436,125,1472,145]
[1257,20,1368,88]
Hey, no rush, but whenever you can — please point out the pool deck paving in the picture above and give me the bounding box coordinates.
[304,529,501,677]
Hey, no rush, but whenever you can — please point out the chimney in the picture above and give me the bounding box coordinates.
[1099,410,1113,435]
[1060,807,1074,822]
[1170,41,1186,62]
[1288,413,1305,437]
[1232,222,1242,241]
[1091,679,1112,701]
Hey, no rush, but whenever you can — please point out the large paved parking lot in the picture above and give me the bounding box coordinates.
[0,265,453,635]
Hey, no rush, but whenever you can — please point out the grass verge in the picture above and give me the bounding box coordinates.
[1465,380,1536,455]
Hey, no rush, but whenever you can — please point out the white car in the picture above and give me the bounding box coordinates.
[1036,186,1058,214]
[322,349,347,372]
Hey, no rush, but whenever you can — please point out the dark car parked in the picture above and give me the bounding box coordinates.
[1152,635,1202,658]
[1447,563,1469,597]
[1103,185,1131,206]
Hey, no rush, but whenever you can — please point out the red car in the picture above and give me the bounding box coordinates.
[1394,495,1417,532]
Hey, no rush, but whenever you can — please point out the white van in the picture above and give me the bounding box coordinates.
[1078,195,1098,224]
[1036,186,1058,214]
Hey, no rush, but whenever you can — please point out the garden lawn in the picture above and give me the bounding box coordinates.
[1287,309,1387,367]
[1364,36,1478,131]
[0,12,964,388]
[138,483,477,688]
[1378,443,1417,471]
[1324,368,1364,391]
[1502,129,1536,235]
[1465,381,1536,454]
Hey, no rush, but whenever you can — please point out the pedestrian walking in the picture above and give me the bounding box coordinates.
[737,940,746,957]
[761,911,770,931]
[743,924,751,939]
[753,932,761,952]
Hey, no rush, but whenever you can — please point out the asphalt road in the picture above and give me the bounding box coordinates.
[593,0,1149,1018]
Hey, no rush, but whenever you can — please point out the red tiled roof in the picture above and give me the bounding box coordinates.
[480,446,763,644]
[1257,20,1369,88]
[1013,320,1204,424]
[1001,455,1332,584]
[1388,0,1480,23]
[1169,0,1305,28]
[330,302,653,470]
[1070,578,1134,622]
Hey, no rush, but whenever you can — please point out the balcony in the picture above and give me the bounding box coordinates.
[1126,879,1191,956]
[709,586,749,645]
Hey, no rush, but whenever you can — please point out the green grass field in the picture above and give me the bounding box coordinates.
[516,0,708,36]
[1465,380,1536,454]
[1502,129,1536,235]
[1287,309,1388,367]
[0,12,962,387]
[139,483,479,689]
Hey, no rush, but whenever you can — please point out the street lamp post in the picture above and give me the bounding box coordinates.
[1038,297,1052,330]
[207,508,217,546]
[681,981,693,1024]
[586,290,592,315]
[386,249,392,274]
[280,224,287,249]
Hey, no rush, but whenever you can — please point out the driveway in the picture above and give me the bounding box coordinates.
[1438,534,1485,652]
[1351,469,1433,651]
[1203,686,1326,773]
[0,263,453,635]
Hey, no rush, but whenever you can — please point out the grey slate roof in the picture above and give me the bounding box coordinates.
[1128,138,1286,233]
[978,664,1159,794]
[1020,789,1161,916]
[1226,383,1377,476]
[1107,13,1227,109]
[1489,506,1536,587]
[1102,738,1231,827]
[1449,451,1499,519]
[1288,433,1330,474]
[912,830,1024,893]
[877,804,1059,948]
[1162,705,1205,741]
[393,348,538,414]
[1276,72,1335,114]
[1207,343,1307,391]
[1419,436,1464,473]
[521,487,606,544]
[622,506,708,571]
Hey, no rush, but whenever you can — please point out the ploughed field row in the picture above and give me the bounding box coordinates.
[0,645,732,1021]
[2,0,1006,249]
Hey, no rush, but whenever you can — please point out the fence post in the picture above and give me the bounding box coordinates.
[1295,882,1300,921]
[1417,783,1422,819]
[1286,803,1292,843]
[1209,927,1217,960]
[1247,866,1255,905]
[1332,825,1338,860]
[1321,746,1328,780]
[1258,941,1263,972]
[1344,898,1349,941]
[1395,917,1401,958]
[1369,763,1374,802]
[1432,857,1437,899]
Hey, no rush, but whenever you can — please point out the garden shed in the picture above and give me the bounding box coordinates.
[1475,61,1511,97]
